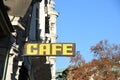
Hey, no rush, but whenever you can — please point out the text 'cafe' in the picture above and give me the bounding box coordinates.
[24,43,75,56]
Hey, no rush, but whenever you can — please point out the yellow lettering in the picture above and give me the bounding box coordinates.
[24,43,75,56]
[39,44,50,55]
[26,44,38,55]
[52,44,62,55]
[63,44,73,55]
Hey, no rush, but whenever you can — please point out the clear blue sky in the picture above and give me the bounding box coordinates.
[55,0,120,70]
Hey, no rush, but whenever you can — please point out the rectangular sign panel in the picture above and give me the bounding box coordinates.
[24,43,75,56]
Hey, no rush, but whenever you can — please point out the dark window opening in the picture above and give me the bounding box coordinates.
[45,16,50,33]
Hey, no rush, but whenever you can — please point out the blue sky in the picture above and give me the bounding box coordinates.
[55,0,120,70]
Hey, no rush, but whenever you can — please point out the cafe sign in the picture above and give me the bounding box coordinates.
[24,43,75,56]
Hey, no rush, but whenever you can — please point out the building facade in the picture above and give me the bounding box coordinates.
[0,0,58,80]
